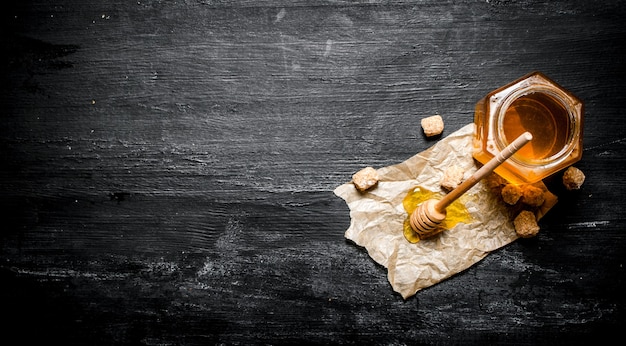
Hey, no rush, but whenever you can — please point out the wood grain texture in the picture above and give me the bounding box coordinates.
[1,0,625,344]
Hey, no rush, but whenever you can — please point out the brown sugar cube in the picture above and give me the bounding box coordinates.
[485,172,507,193]
[501,184,522,205]
[562,166,585,190]
[421,115,444,137]
[440,165,464,191]
[520,184,545,207]
[514,210,540,238]
[351,166,379,192]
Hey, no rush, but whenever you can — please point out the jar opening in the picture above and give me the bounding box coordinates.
[497,90,574,165]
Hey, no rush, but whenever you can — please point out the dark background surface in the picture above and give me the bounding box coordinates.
[1,0,625,344]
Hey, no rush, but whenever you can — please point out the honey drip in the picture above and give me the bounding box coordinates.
[402,186,473,243]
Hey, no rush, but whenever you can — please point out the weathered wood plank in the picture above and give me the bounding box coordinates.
[1,0,625,344]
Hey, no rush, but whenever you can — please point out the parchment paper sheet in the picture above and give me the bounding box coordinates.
[334,124,554,299]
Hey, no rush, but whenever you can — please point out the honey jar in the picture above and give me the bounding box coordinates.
[473,72,583,184]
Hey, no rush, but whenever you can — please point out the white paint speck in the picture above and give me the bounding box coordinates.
[324,39,333,57]
[275,8,286,23]
[566,221,610,229]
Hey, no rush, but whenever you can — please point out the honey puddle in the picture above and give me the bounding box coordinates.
[402,186,474,243]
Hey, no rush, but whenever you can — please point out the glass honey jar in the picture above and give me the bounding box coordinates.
[473,72,583,184]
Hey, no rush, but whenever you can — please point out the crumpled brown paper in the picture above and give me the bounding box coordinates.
[334,124,555,299]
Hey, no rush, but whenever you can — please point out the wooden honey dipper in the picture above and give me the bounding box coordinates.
[409,131,533,238]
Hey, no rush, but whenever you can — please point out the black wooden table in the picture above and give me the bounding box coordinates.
[2,1,625,344]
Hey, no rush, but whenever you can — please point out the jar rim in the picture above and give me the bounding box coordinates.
[494,85,579,169]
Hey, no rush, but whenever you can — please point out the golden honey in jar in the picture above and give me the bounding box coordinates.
[473,72,583,184]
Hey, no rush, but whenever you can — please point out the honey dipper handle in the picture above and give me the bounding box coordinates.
[435,132,533,212]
